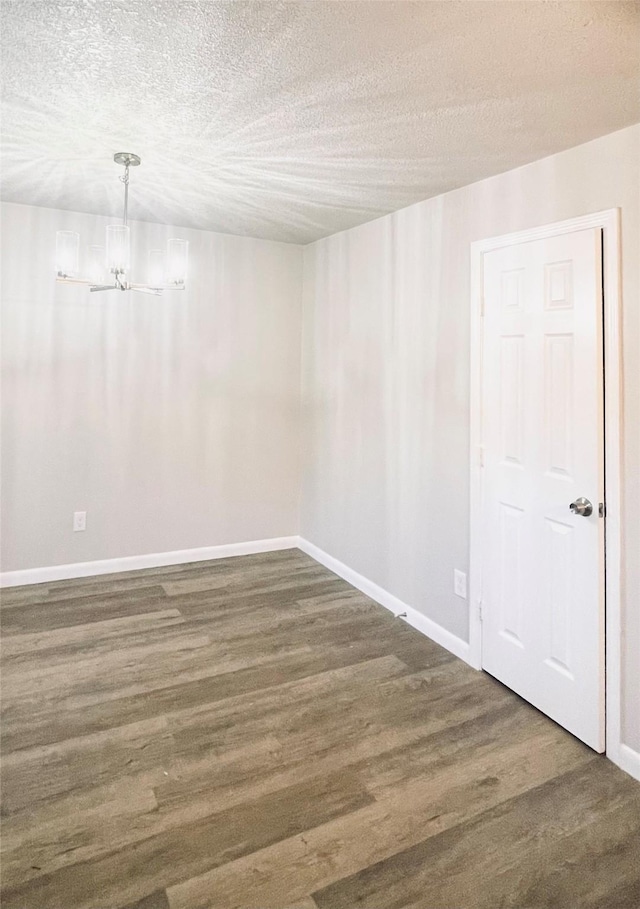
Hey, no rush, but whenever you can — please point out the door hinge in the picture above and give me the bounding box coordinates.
[479,446,485,469]
[478,601,483,623]
[599,502,606,518]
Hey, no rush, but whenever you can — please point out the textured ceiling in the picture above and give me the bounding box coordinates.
[1,1,639,244]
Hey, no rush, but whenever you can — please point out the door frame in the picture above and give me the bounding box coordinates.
[469,209,622,761]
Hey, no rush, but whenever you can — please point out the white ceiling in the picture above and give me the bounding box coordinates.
[1,1,638,244]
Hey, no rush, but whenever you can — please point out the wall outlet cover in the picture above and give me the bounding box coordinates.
[454,569,467,599]
[73,511,87,532]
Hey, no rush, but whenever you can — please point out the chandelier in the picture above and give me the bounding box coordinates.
[55,153,188,295]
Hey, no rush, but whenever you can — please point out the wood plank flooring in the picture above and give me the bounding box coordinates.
[1,548,639,909]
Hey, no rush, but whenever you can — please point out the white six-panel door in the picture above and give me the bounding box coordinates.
[481,227,605,751]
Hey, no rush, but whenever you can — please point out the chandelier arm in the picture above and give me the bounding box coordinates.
[129,284,163,296]
[56,276,94,286]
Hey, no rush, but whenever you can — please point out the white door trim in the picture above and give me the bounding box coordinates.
[469,209,623,763]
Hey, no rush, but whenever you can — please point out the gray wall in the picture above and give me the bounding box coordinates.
[1,202,303,570]
[300,125,640,751]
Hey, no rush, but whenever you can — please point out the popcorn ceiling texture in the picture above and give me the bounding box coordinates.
[1,0,639,244]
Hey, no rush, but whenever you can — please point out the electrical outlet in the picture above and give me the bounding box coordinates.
[454,569,467,599]
[73,511,87,532]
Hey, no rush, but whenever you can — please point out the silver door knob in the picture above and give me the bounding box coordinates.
[569,497,593,517]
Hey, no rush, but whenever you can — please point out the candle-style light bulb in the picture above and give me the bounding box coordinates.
[106,225,130,274]
[56,231,80,277]
[166,238,188,287]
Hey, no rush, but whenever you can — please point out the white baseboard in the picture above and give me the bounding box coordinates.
[0,536,300,588]
[609,742,640,783]
[298,537,474,668]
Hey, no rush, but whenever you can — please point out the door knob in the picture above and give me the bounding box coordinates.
[569,497,593,517]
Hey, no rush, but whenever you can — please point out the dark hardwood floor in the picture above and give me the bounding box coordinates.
[1,548,638,909]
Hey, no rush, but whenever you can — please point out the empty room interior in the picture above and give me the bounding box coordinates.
[1,1,640,907]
